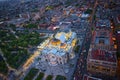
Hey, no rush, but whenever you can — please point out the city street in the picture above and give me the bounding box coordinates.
[0,0,119,80]
[74,25,92,80]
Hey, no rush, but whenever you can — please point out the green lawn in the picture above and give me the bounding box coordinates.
[74,45,80,53]
[84,9,93,14]
[55,75,66,80]
[0,29,45,69]
[35,72,44,80]
[24,23,38,29]
[46,75,53,80]
[24,68,39,80]
[0,56,8,75]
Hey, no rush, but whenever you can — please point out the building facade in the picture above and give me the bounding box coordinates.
[87,29,117,76]
[38,29,77,66]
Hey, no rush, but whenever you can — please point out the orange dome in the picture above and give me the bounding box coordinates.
[50,38,61,46]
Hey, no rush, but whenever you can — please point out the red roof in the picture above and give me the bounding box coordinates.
[39,24,49,27]
[92,29,113,45]
[91,49,116,62]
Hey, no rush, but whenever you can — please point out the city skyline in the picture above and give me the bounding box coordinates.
[0,0,120,80]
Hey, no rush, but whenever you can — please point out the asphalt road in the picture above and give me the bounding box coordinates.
[73,22,92,80]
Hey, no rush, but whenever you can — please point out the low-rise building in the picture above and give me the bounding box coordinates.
[87,48,117,76]
[91,29,114,50]
[83,74,102,80]
[63,6,76,16]
[59,22,71,30]
[7,18,29,27]
[96,20,111,29]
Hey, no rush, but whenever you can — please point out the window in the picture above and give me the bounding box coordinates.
[106,69,110,72]
[60,62,62,64]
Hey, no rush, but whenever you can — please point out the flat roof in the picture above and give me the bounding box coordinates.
[83,75,102,80]
[96,20,110,28]
[95,37,109,45]
[91,49,116,62]
[92,29,113,45]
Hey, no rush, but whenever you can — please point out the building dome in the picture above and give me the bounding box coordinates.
[60,43,67,49]
[50,38,61,46]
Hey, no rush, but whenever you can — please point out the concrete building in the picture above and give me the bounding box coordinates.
[91,29,114,50]
[96,20,111,29]
[87,29,117,76]
[83,74,102,80]
[87,48,117,76]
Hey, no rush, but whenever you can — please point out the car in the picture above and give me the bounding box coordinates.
[83,50,86,52]
[81,52,83,55]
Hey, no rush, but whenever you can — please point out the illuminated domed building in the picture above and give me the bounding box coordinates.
[38,29,77,66]
[50,38,61,46]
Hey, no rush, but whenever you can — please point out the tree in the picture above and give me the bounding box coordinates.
[74,45,80,53]
[0,57,8,75]
[55,75,66,80]
[84,9,93,14]
[35,72,44,80]
[46,75,53,80]
[25,24,37,29]
[24,68,39,80]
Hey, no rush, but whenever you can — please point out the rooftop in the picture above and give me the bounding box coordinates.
[83,75,102,80]
[59,22,71,30]
[91,49,116,62]
[39,30,77,57]
[96,20,110,28]
[92,29,113,45]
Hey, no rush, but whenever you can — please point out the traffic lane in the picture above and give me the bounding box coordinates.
[79,36,91,74]
[74,24,92,79]
[76,36,91,61]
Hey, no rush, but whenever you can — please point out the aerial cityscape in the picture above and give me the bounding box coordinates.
[0,0,120,80]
